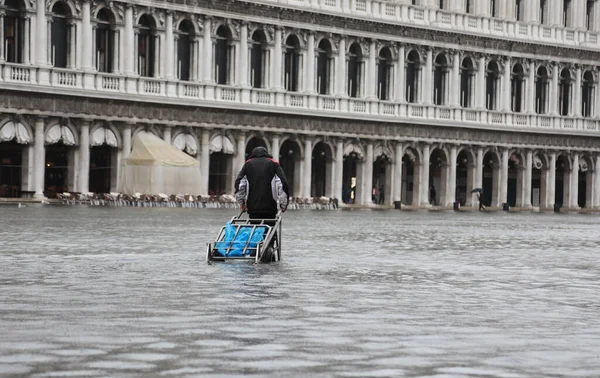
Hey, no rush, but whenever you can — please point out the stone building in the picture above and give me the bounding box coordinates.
[1,0,600,209]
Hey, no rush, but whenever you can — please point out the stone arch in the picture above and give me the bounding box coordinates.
[244,133,271,155]
[373,143,394,163]
[2,0,32,12]
[405,47,423,63]
[312,137,336,158]
[174,17,201,35]
[343,142,365,160]
[209,132,236,155]
[212,21,239,40]
[44,120,78,146]
[172,130,199,156]
[90,122,121,148]
[0,117,33,145]
[278,135,304,159]
[132,125,160,141]
[135,12,160,28]
[93,5,117,22]
[283,31,306,49]
[249,26,273,44]
[46,0,77,16]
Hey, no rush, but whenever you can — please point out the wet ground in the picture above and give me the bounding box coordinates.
[0,206,599,377]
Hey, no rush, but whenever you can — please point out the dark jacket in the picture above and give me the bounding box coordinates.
[235,147,290,214]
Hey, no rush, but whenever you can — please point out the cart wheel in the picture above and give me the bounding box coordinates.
[261,246,274,264]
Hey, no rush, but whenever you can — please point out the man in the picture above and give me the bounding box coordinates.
[477,193,486,211]
[235,146,290,220]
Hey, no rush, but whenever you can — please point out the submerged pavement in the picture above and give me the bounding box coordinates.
[1,206,599,377]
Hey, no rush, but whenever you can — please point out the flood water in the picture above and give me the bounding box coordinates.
[1,206,599,378]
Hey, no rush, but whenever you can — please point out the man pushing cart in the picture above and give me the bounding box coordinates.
[206,147,290,264]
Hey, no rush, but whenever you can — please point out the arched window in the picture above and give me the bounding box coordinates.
[486,61,500,110]
[535,66,549,114]
[3,0,26,63]
[347,43,363,98]
[95,9,114,73]
[516,0,524,21]
[587,0,596,30]
[250,30,267,88]
[559,68,573,116]
[406,50,421,103]
[377,47,393,101]
[460,57,475,108]
[540,0,548,24]
[51,2,71,68]
[433,53,450,106]
[316,39,333,95]
[582,71,595,117]
[177,20,195,81]
[137,14,156,77]
[511,63,525,113]
[563,0,572,27]
[283,35,301,92]
[215,25,233,85]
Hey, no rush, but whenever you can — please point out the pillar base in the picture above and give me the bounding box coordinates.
[33,192,47,199]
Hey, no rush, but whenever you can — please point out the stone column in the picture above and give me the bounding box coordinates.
[303,139,313,198]
[396,45,405,102]
[273,27,283,90]
[524,150,533,208]
[239,22,249,87]
[23,17,31,64]
[595,155,600,208]
[424,48,433,105]
[503,57,512,111]
[236,133,246,179]
[335,140,344,200]
[124,6,134,74]
[33,118,46,198]
[200,129,210,196]
[306,32,315,93]
[0,13,4,63]
[477,55,486,109]
[271,135,281,163]
[367,39,377,99]
[527,60,536,113]
[475,147,483,205]
[548,152,557,208]
[203,17,213,82]
[163,127,172,144]
[500,149,509,206]
[337,38,347,96]
[82,0,92,70]
[421,143,430,206]
[574,65,582,117]
[364,143,374,205]
[447,145,457,207]
[122,123,132,159]
[36,0,47,65]
[571,153,580,208]
[451,51,460,107]
[551,64,559,115]
[394,142,403,203]
[79,121,90,194]
[165,12,174,79]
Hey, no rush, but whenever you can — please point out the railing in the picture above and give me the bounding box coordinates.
[241,0,600,49]
[2,62,599,135]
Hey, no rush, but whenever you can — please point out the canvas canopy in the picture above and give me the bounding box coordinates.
[120,131,202,195]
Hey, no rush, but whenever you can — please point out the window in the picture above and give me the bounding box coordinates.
[283,35,301,92]
[347,43,363,98]
[433,54,450,106]
[540,0,548,24]
[51,2,70,68]
[486,61,500,110]
[563,0,572,27]
[490,0,497,17]
[406,50,421,103]
[587,0,595,30]
[582,71,595,117]
[137,14,156,77]
[377,47,393,101]
[559,68,572,116]
[316,39,333,95]
[96,9,114,73]
[214,25,233,85]
[177,20,195,81]
[535,66,549,114]
[250,31,267,88]
[511,64,525,113]
[466,0,472,14]
[460,57,475,108]
[516,0,523,22]
[439,0,445,9]
[4,0,25,63]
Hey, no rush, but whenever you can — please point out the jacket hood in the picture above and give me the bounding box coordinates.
[249,146,272,159]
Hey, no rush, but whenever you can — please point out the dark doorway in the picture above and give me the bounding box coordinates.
[45,142,69,198]
[0,141,22,197]
[89,145,112,194]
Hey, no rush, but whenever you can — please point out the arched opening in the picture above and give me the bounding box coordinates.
[347,43,363,98]
[486,60,501,110]
[536,66,550,114]
[516,0,524,21]
[429,148,448,206]
[401,149,419,206]
[316,39,333,95]
[507,153,526,208]
[45,142,70,198]
[406,50,421,103]
[460,57,475,108]
[433,54,450,106]
[587,0,596,30]
[582,71,595,117]
[278,140,302,197]
[284,35,301,92]
[209,153,232,195]
[137,14,156,77]
[559,68,573,116]
[312,142,333,197]
[89,145,112,194]
[177,20,195,81]
[96,8,114,73]
[482,151,500,207]
[377,47,393,101]
[563,0,573,27]
[578,157,593,208]
[456,150,474,206]
[51,2,71,68]
[0,141,22,197]
[4,0,26,64]
[511,64,525,113]
[342,151,360,204]
[245,137,267,159]
[250,30,267,88]
[540,0,549,24]
[215,25,233,85]
[373,154,390,205]
[555,154,571,208]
